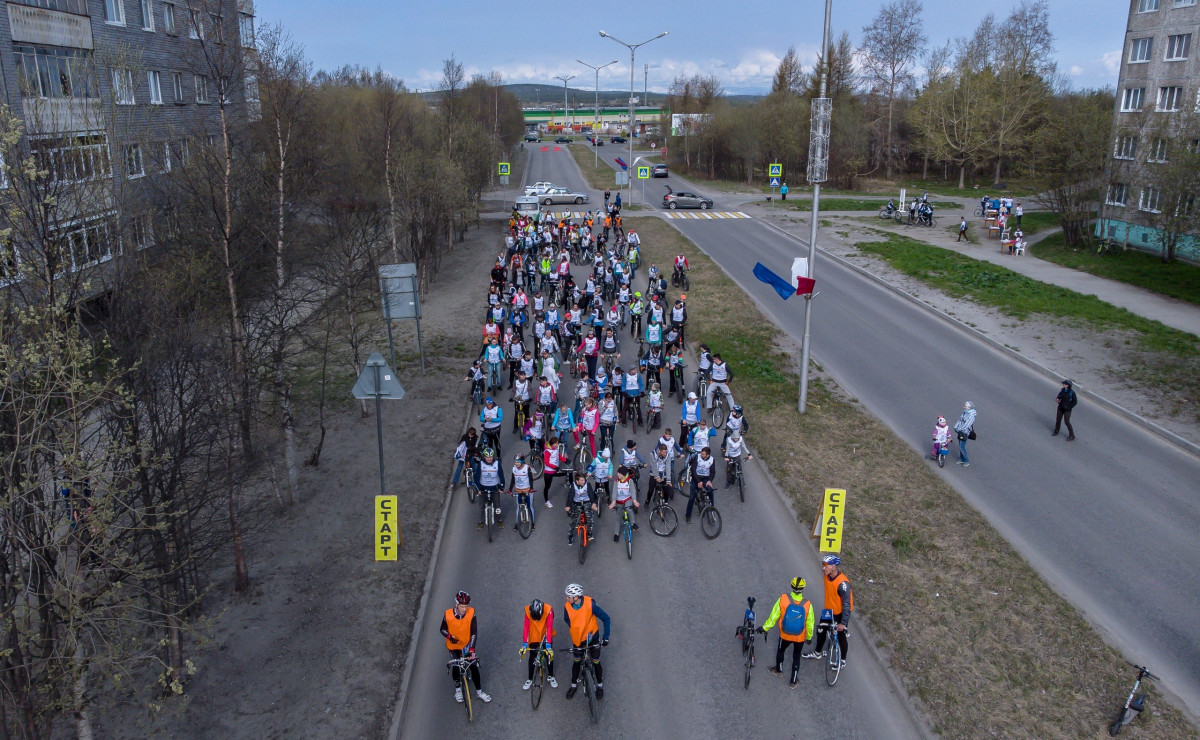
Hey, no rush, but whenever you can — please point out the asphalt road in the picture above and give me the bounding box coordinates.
[392,147,924,739]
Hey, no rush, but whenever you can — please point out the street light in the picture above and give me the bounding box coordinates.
[554,74,575,135]
[578,58,619,169]
[599,29,668,206]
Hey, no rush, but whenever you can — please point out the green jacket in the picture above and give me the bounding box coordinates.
[761,590,815,642]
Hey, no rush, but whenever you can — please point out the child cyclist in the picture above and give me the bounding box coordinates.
[508,453,536,530]
[931,415,953,460]
[608,465,639,541]
[566,471,598,543]
[519,599,558,691]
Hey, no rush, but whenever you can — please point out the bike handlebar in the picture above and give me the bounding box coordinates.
[1126,661,1159,679]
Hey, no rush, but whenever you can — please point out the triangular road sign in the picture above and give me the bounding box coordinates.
[352,352,407,400]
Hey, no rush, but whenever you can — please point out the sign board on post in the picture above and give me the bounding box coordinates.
[615,171,628,185]
[375,495,398,560]
[770,177,780,188]
[768,163,783,178]
[498,162,510,176]
[637,166,650,180]
[661,147,667,157]
[819,488,846,553]
[380,263,425,372]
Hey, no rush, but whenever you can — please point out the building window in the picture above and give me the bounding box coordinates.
[194,75,209,104]
[162,140,171,172]
[147,71,162,104]
[1139,187,1161,213]
[1121,88,1144,112]
[138,0,153,30]
[1107,183,1128,207]
[131,214,153,250]
[14,46,97,99]
[239,13,255,46]
[1129,38,1153,63]
[1114,135,1138,160]
[1149,138,1169,162]
[163,1,176,33]
[172,72,184,103]
[1189,138,1200,153]
[244,73,259,103]
[112,69,135,105]
[125,143,144,178]
[1158,86,1183,111]
[176,138,190,166]
[206,134,217,148]
[104,0,125,24]
[1174,0,1197,7]
[30,134,111,184]
[188,10,204,40]
[1139,0,1160,9]
[9,0,89,14]
[63,218,115,269]
[1166,34,1191,60]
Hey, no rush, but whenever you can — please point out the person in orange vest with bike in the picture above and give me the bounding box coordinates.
[520,598,558,691]
[808,555,853,669]
[562,583,612,700]
[439,591,492,704]
[758,576,815,689]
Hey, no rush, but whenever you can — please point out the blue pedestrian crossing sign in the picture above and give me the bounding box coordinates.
[770,177,780,188]
[637,165,650,180]
[768,163,782,178]
[498,162,511,176]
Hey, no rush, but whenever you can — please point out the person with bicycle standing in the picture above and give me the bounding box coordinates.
[667,346,687,396]
[566,472,598,541]
[521,599,558,691]
[441,591,492,704]
[511,370,531,433]
[622,363,645,427]
[685,446,716,524]
[706,353,734,414]
[759,577,815,689]
[809,555,853,669]
[642,343,664,388]
[670,298,687,345]
[577,329,600,380]
[597,390,618,453]
[628,291,644,338]
[483,336,505,391]
[479,397,504,455]
[722,405,749,453]
[609,465,639,541]
[473,448,505,530]
[575,397,600,458]
[587,448,613,504]
[508,454,536,531]
[541,435,565,509]
[724,432,752,488]
[673,253,689,284]
[450,427,479,491]
[649,442,676,502]
[563,583,612,700]
[644,314,664,353]
[680,391,703,446]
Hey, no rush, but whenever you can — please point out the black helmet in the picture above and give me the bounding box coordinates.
[529,599,544,620]
[455,590,471,605]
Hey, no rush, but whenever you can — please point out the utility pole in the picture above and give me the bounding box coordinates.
[554,74,575,133]
[578,59,618,168]
[600,30,668,205]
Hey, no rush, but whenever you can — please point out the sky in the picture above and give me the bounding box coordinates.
[253,0,1129,96]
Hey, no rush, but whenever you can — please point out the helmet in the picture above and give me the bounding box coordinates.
[790,577,806,592]
[634,291,642,297]
[455,590,471,605]
[601,448,610,459]
[688,392,697,400]
[679,293,687,301]
[529,598,544,620]
[485,396,494,404]
[937,416,947,424]
[733,404,743,413]
[515,453,525,463]
[822,555,842,567]
[482,447,495,459]
[565,583,584,598]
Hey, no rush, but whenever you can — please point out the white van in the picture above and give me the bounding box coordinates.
[514,196,540,219]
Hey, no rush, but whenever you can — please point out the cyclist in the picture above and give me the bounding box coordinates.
[535,375,557,419]
[511,370,531,433]
[482,336,505,391]
[563,583,612,700]
[609,465,639,541]
[622,363,644,426]
[723,432,752,488]
[587,448,613,504]
[684,446,716,524]
[931,415,952,461]
[508,453,536,530]
[646,263,660,293]
[572,371,593,419]
[619,439,646,489]
[577,329,600,379]
[462,360,485,400]
[680,391,703,443]
[628,292,644,337]
[809,555,853,668]
[606,301,622,331]
[566,471,598,541]
[597,390,618,452]
[649,442,676,502]
[479,398,504,455]
[644,314,664,351]
[450,427,479,491]
[759,577,815,689]
[551,402,575,458]
[646,381,664,429]
[721,405,749,452]
[575,397,600,458]
[706,352,734,414]
[521,599,558,691]
[522,410,544,455]
[600,326,620,370]
[686,418,716,457]
[673,253,689,284]
[441,590,492,704]
[669,298,687,343]
[473,448,505,530]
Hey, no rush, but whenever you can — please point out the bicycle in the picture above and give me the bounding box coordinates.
[568,645,602,724]
[727,455,747,503]
[1109,662,1159,735]
[695,482,722,539]
[572,440,593,473]
[709,385,728,429]
[515,489,534,539]
[480,488,502,543]
[647,475,678,536]
[734,596,758,689]
[573,503,592,564]
[816,610,846,686]
[464,462,479,504]
[696,372,709,413]
[972,206,985,217]
[527,643,555,710]
[471,378,484,406]
[624,394,643,434]
[619,504,635,559]
[446,653,478,722]
[670,364,687,404]
[877,206,896,219]
[1096,237,1121,255]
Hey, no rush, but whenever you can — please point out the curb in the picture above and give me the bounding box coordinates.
[386,398,476,740]
[753,217,1200,459]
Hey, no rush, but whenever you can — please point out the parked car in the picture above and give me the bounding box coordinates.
[610,136,627,144]
[662,190,713,210]
[524,133,541,142]
[651,163,669,177]
[554,136,572,144]
[524,182,555,196]
[540,187,589,206]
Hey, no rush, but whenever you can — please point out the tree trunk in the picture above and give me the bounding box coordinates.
[922,153,929,180]
[958,163,966,189]
[219,106,253,459]
[72,641,92,740]
[885,85,895,180]
[230,482,249,592]
[385,130,399,263]
[275,118,299,506]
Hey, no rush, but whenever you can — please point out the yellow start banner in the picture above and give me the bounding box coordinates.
[376,495,399,561]
[820,488,846,553]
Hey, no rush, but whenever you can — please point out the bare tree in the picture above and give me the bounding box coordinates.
[860,0,926,178]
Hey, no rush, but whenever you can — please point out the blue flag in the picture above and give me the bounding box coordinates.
[753,262,795,301]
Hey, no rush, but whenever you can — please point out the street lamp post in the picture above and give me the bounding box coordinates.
[578,58,618,169]
[554,74,575,136]
[600,30,668,206]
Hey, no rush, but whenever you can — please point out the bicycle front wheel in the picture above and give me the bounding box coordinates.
[518,504,532,539]
[625,519,633,560]
[585,665,599,724]
[532,660,545,710]
[825,634,842,686]
[738,471,745,503]
[744,643,754,689]
[463,677,474,722]
[701,505,722,539]
[467,483,477,504]
[528,455,544,480]
[650,504,678,536]
[486,505,494,543]
[578,531,589,563]
[712,401,726,429]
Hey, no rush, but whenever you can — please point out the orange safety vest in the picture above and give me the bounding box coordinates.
[604,217,612,228]
[776,593,813,642]
[824,572,853,615]
[615,216,622,227]
[444,606,474,650]
[526,604,552,643]
[564,596,598,646]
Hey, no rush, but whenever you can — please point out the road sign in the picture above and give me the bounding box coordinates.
[615,171,628,185]
[498,162,510,176]
[375,496,398,560]
[819,488,846,553]
[768,163,782,178]
[661,147,667,157]
[352,353,406,400]
[637,166,650,180]
[770,177,780,188]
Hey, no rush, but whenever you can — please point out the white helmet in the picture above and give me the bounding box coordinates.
[731,432,742,441]
[937,416,946,424]
[688,392,697,400]
[601,448,610,459]
[565,583,584,598]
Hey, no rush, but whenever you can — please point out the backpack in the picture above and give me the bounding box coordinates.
[781,598,807,636]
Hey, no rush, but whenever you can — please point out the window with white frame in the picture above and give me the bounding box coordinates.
[162,141,171,172]
[125,143,143,178]
[1121,87,1145,111]
[112,68,135,104]
[131,214,153,250]
[30,134,111,183]
[206,134,217,148]
[139,0,154,30]
[188,10,203,39]
[1139,186,1161,212]
[147,71,162,104]
[14,46,98,99]
[1149,138,1169,162]
[1174,0,1197,7]
[194,75,208,103]
[1130,37,1153,63]
[1139,0,1160,9]
[1114,135,1138,160]
[1158,86,1183,111]
[163,1,176,33]
[1107,183,1128,206]
[244,73,259,103]
[1166,34,1192,60]
[63,217,115,269]
[104,0,125,24]
[172,72,184,103]
[176,138,190,166]
[239,13,255,46]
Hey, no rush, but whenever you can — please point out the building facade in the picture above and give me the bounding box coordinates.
[1101,0,1200,261]
[0,0,256,282]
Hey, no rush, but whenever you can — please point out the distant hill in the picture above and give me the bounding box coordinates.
[501,83,763,108]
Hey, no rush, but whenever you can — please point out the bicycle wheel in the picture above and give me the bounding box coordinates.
[682,274,690,291]
[528,454,544,480]
[532,659,545,710]
[518,503,532,539]
[578,528,588,563]
[650,503,678,536]
[466,481,477,504]
[712,399,726,429]
[738,469,745,503]
[825,631,842,686]
[701,505,722,539]
[486,501,494,543]
[624,517,633,560]
[473,384,483,406]
[462,675,474,722]
[585,664,599,724]
[744,644,753,689]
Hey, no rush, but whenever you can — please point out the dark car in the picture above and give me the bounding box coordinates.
[610,136,627,144]
[662,190,713,210]
[524,133,541,142]
[554,136,572,144]
[651,163,669,178]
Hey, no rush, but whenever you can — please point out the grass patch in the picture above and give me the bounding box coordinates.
[776,197,955,212]
[856,231,1200,357]
[630,214,1197,739]
[1034,232,1200,308]
[1013,210,1060,235]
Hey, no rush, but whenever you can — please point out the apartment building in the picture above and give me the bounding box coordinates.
[0,0,256,279]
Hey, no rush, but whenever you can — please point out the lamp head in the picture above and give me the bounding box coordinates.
[599,30,608,38]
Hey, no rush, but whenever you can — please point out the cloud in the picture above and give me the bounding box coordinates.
[1101,50,1122,74]
[1069,65,1084,76]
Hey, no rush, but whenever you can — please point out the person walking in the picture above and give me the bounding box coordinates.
[758,576,815,689]
[780,182,788,201]
[1014,202,1023,227]
[1052,379,1077,441]
[953,401,976,467]
[957,217,968,242]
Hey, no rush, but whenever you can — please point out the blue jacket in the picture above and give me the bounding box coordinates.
[564,600,612,644]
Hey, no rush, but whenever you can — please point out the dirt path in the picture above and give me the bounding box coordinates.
[101,229,492,738]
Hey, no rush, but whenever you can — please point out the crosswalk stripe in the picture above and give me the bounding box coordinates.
[736,212,750,218]
[660,211,751,220]
[702,213,713,219]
